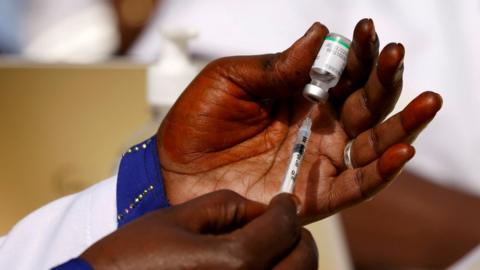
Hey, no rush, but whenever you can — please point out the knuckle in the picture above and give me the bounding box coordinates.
[353,169,367,200]
[206,57,229,69]
[271,53,292,84]
[261,53,278,71]
[203,58,222,74]
[361,88,370,111]
[204,57,236,77]
[369,126,382,155]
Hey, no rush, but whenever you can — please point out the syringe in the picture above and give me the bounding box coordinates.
[279,116,312,193]
[279,32,350,194]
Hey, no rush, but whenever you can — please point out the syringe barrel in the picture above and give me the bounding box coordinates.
[279,117,312,193]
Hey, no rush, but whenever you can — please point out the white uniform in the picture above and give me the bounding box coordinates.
[0,177,117,269]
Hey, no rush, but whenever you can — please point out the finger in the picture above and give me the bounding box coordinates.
[225,193,302,269]
[171,190,267,233]
[341,42,405,137]
[209,22,329,99]
[329,18,379,105]
[328,144,415,212]
[348,91,442,168]
[274,229,318,270]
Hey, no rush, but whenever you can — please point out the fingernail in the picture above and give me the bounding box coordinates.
[304,22,319,37]
[395,43,405,68]
[291,195,302,215]
[378,144,415,177]
[400,91,443,131]
[368,19,377,43]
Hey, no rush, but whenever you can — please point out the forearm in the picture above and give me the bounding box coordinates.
[342,170,480,269]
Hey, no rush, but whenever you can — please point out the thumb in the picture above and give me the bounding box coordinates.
[171,190,267,234]
[223,193,302,269]
[210,22,328,99]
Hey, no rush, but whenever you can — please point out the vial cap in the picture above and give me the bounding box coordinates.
[303,83,329,103]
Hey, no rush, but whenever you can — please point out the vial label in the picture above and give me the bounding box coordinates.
[312,36,350,77]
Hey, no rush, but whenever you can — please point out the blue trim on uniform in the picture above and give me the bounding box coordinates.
[52,258,94,270]
[56,136,170,268]
[116,136,170,227]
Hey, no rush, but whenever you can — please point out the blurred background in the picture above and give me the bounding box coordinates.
[1,0,479,269]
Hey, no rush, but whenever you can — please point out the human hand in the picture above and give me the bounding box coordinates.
[81,190,317,270]
[157,19,442,222]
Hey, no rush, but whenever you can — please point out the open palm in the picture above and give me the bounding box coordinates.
[157,19,442,222]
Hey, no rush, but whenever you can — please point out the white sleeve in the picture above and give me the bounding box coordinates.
[449,245,480,270]
[0,176,118,270]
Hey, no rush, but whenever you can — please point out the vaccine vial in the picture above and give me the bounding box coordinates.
[303,33,351,103]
